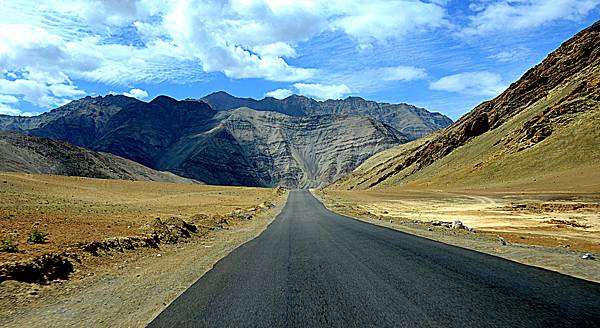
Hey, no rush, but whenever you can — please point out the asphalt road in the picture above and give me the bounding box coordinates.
[149,190,600,328]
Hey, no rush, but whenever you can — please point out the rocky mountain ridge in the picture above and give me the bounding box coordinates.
[199,92,452,139]
[0,96,407,187]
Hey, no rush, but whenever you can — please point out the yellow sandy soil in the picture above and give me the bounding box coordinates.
[0,172,281,262]
[320,188,600,252]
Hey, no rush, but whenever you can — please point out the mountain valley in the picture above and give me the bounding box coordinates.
[0,93,440,187]
[1,12,599,328]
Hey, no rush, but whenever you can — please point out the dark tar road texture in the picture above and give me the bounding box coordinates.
[149,190,600,328]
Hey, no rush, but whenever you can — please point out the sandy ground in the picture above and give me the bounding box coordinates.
[0,185,288,327]
[0,172,279,262]
[314,189,600,283]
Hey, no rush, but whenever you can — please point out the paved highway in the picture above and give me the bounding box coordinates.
[149,190,600,327]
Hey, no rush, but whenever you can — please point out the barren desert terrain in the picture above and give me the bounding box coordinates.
[0,172,281,262]
[315,188,600,282]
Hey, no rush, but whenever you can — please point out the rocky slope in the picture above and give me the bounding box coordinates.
[330,21,600,191]
[0,95,141,147]
[0,97,406,187]
[199,92,452,139]
[0,132,196,183]
[157,108,407,187]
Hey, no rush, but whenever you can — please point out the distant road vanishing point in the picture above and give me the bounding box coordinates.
[149,190,600,328]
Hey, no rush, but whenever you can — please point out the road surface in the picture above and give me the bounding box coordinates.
[149,190,600,327]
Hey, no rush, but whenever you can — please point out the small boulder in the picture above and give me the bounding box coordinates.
[581,253,595,260]
[452,220,465,229]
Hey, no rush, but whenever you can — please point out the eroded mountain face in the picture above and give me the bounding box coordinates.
[199,92,452,139]
[0,95,413,187]
[329,21,600,191]
[158,108,408,188]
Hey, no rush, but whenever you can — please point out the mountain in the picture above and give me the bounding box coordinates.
[157,108,407,187]
[0,97,406,188]
[0,132,196,183]
[199,92,452,139]
[329,21,600,192]
[0,95,141,146]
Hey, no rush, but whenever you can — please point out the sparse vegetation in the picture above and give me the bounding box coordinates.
[28,227,48,244]
[0,172,282,261]
[543,218,592,228]
[0,236,18,252]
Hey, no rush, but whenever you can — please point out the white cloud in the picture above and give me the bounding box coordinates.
[1,0,449,91]
[461,0,600,36]
[315,66,427,93]
[381,66,428,81]
[0,103,21,116]
[293,83,351,100]
[331,1,447,46]
[488,47,531,62]
[162,0,319,82]
[429,72,506,96]
[0,24,92,108]
[10,0,581,113]
[123,88,149,99]
[0,94,19,115]
[0,94,38,116]
[0,78,56,108]
[252,42,297,58]
[48,84,86,98]
[0,73,86,109]
[0,95,19,104]
[265,88,293,99]
[42,0,164,27]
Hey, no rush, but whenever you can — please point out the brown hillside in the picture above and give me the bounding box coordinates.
[330,21,600,192]
[0,132,197,184]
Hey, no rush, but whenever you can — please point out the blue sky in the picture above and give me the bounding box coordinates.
[0,1,598,120]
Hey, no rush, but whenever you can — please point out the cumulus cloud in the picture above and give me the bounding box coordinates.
[0,24,92,108]
[252,42,297,58]
[429,72,506,96]
[162,0,320,82]
[123,88,149,99]
[0,104,21,116]
[293,83,351,100]
[265,88,293,99]
[48,84,86,98]
[0,94,20,115]
[0,95,19,104]
[1,1,448,88]
[12,0,594,113]
[461,0,600,36]
[0,78,60,108]
[0,94,38,116]
[331,1,447,45]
